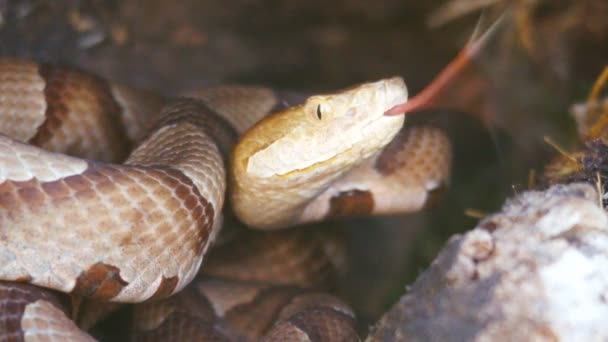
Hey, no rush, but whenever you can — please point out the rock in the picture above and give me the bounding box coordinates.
[368,183,608,342]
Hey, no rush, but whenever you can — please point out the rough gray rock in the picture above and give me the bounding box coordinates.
[368,183,608,342]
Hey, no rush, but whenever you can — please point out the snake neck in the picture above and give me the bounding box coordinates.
[126,99,238,224]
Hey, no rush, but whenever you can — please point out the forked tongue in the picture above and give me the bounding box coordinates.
[385,14,505,116]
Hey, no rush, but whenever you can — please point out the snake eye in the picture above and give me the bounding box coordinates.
[316,104,323,120]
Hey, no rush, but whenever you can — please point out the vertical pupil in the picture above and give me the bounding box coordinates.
[316,105,322,119]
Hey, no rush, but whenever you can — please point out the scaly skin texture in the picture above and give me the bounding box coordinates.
[0,100,224,303]
[231,77,408,229]
[0,58,451,340]
[0,281,95,341]
[133,280,359,342]
[132,226,357,341]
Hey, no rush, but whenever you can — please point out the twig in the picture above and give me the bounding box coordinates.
[543,136,577,163]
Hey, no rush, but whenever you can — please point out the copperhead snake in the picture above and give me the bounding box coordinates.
[0,58,452,340]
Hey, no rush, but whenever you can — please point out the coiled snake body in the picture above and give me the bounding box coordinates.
[0,59,451,340]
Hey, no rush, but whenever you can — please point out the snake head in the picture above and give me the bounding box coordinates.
[236,77,408,180]
[231,77,409,228]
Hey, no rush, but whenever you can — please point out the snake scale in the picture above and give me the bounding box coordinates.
[0,58,451,340]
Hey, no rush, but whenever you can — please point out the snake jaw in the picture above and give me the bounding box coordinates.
[231,77,408,228]
[243,77,407,179]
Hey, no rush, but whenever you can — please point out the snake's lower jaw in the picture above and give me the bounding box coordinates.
[232,121,407,230]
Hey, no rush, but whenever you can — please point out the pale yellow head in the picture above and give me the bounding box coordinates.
[231,77,408,229]
[234,77,407,179]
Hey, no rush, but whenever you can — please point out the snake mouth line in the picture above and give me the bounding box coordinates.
[273,148,354,179]
[252,115,398,179]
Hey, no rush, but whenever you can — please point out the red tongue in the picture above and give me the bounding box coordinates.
[385,14,504,116]
[384,48,473,116]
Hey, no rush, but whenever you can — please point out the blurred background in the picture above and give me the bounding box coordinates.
[1,0,607,336]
